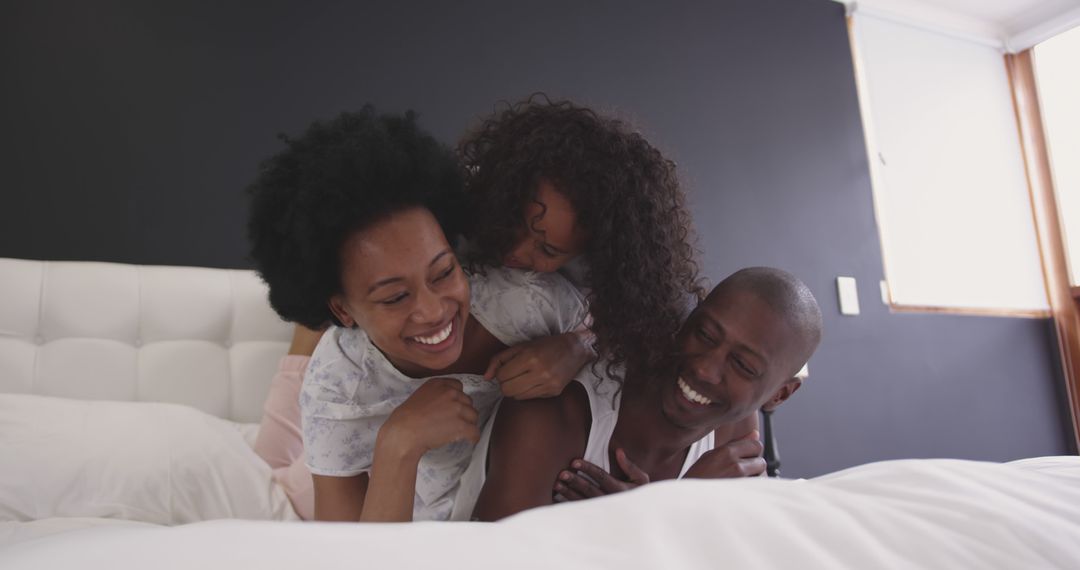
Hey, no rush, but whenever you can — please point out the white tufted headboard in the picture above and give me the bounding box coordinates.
[0,258,291,423]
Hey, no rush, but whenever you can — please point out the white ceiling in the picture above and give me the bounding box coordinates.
[834,0,1080,51]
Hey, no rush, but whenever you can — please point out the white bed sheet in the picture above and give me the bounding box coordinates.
[2,456,1078,569]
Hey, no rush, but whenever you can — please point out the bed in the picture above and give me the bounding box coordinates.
[2,257,1079,568]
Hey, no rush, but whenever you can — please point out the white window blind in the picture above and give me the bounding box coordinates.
[1033,26,1080,286]
[851,12,1049,312]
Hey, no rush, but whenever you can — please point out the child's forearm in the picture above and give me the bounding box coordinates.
[358,431,423,522]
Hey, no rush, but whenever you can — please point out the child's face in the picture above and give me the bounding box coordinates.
[661,287,804,431]
[502,180,586,273]
[329,207,470,377]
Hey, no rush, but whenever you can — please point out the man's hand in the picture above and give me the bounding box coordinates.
[484,332,592,400]
[683,430,766,479]
[553,448,649,501]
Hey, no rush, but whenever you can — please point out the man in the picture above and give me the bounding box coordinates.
[454,267,822,521]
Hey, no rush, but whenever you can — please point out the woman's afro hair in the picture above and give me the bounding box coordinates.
[458,95,704,379]
[247,106,465,329]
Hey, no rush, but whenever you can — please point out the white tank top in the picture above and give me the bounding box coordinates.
[450,366,714,520]
[577,367,714,478]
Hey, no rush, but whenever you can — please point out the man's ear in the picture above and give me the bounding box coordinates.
[327,295,356,328]
[762,378,802,412]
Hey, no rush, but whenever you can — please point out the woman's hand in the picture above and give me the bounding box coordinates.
[359,379,478,523]
[484,330,594,400]
[377,378,480,459]
[553,448,649,501]
[683,430,766,479]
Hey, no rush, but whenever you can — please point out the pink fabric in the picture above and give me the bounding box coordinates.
[254,355,314,520]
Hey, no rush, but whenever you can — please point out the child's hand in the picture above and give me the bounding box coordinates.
[484,332,592,400]
[378,378,480,458]
[553,448,649,501]
[683,430,765,479]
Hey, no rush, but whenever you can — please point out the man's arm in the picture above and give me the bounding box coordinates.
[471,382,590,521]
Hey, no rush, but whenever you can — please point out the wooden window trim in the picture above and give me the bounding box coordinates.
[888,305,1051,319]
[1005,50,1080,451]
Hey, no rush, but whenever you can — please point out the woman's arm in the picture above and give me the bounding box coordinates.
[313,473,369,521]
[311,377,481,522]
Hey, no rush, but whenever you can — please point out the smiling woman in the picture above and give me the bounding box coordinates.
[246,108,587,522]
[327,208,471,377]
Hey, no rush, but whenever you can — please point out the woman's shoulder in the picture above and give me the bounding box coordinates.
[303,326,378,394]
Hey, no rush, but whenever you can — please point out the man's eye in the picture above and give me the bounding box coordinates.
[732,356,756,376]
[380,293,408,305]
[695,328,715,343]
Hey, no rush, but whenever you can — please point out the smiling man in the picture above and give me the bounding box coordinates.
[452,266,823,521]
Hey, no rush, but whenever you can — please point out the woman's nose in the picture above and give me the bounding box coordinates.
[410,286,443,323]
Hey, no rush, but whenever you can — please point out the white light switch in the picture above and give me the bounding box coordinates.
[837,276,860,316]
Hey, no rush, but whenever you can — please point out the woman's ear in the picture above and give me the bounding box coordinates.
[761,378,803,412]
[327,295,356,328]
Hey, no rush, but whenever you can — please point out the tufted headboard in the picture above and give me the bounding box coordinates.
[0,258,291,423]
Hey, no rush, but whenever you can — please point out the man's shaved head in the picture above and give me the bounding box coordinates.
[708,267,823,374]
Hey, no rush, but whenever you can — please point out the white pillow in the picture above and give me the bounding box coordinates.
[0,394,298,524]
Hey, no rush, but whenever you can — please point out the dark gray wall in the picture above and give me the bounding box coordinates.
[2,0,1072,476]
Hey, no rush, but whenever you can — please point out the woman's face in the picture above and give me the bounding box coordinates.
[502,179,587,273]
[328,207,470,377]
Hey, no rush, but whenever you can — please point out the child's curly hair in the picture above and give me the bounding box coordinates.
[459,95,703,378]
[247,107,465,329]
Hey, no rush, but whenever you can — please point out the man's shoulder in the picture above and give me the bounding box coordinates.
[494,381,591,449]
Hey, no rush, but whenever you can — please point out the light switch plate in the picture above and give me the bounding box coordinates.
[837,276,860,316]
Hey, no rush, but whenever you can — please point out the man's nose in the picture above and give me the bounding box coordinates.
[687,350,725,385]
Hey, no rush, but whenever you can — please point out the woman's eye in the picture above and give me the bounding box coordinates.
[434,264,456,282]
[380,293,408,305]
[695,328,714,343]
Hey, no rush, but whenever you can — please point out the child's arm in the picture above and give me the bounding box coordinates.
[484,327,595,399]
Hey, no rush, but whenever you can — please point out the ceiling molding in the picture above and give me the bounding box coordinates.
[1007,5,1080,52]
[836,0,1006,48]
[833,0,1080,52]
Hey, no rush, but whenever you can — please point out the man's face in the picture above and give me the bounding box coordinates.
[660,287,804,431]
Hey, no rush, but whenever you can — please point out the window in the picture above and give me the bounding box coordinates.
[849,13,1049,314]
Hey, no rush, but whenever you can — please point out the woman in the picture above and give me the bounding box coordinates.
[248,108,586,521]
